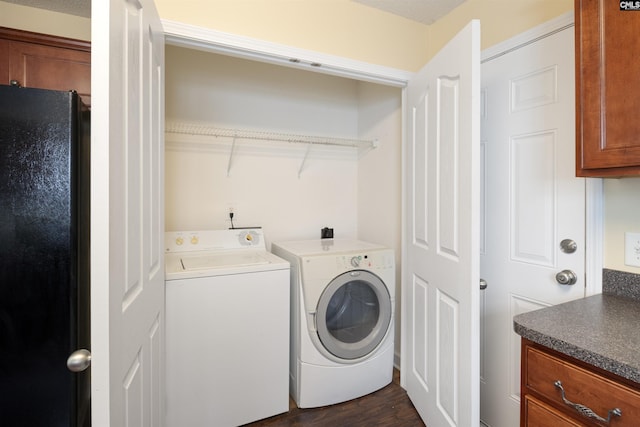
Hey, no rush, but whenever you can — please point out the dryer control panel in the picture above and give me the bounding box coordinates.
[336,251,394,271]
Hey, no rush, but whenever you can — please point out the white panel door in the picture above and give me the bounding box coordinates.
[90,0,165,426]
[479,25,585,427]
[402,20,480,427]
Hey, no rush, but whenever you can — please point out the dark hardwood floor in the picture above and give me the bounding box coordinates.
[244,369,425,427]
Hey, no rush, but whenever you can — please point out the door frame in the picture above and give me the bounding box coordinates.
[481,11,603,296]
[162,19,412,87]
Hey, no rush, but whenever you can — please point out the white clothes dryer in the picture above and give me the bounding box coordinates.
[271,238,395,408]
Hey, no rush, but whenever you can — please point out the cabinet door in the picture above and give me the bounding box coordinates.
[524,395,586,427]
[576,0,640,176]
[9,41,91,106]
[525,345,640,426]
[0,39,8,84]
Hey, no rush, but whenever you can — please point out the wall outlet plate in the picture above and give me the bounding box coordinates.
[624,232,640,267]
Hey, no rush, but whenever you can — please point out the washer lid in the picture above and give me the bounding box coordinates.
[164,229,289,280]
[181,252,270,271]
[165,250,289,280]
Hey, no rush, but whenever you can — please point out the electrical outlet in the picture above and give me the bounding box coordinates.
[624,232,640,267]
[226,202,236,217]
[226,202,237,228]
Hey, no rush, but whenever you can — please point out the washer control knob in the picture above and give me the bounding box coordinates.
[175,237,184,246]
[190,235,199,245]
[351,256,361,267]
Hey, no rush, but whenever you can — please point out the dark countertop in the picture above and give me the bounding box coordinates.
[513,293,640,384]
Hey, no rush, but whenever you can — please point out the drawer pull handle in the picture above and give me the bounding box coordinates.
[554,380,622,424]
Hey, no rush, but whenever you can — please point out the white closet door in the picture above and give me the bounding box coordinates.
[90,0,165,425]
[402,20,481,427]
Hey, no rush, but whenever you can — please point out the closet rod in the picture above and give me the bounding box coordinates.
[165,122,378,149]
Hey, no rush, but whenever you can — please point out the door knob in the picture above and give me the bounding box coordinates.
[67,349,92,372]
[560,239,577,254]
[555,270,577,286]
[480,278,487,290]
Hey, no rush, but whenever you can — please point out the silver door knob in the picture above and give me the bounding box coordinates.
[67,349,92,372]
[555,270,577,286]
[480,279,487,290]
[560,239,578,254]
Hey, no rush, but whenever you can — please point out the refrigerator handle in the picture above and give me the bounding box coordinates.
[67,349,92,372]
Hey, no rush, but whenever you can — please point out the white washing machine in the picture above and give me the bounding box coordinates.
[165,228,290,427]
[271,238,395,408]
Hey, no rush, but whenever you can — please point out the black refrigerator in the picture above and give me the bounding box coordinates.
[0,85,91,427]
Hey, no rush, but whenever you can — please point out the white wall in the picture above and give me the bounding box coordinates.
[165,140,360,244]
[164,45,402,251]
[356,82,403,360]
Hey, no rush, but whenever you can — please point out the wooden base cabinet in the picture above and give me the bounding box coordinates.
[524,395,586,427]
[575,0,640,176]
[521,339,640,426]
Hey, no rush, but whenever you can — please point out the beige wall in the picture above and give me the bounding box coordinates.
[604,179,640,274]
[156,0,573,71]
[427,0,573,58]
[0,1,90,41]
[155,0,429,71]
[0,0,573,65]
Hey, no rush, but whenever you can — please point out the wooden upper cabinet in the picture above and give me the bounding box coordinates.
[575,0,640,176]
[0,38,9,85]
[0,27,91,107]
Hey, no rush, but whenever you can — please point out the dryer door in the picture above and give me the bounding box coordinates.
[316,270,392,360]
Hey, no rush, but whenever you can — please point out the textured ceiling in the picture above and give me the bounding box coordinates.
[4,0,90,17]
[6,0,466,24]
[352,0,467,25]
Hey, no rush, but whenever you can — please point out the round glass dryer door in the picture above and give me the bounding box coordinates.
[316,270,391,360]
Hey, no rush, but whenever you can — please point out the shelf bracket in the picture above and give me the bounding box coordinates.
[227,135,237,177]
[298,143,312,178]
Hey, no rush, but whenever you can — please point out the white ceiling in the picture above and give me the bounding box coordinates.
[4,0,90,17]
[353,0,467,25]
[5,0,466,24]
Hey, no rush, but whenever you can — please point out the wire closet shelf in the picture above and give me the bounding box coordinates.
[165,121,378,177]
[164,122,378,149]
